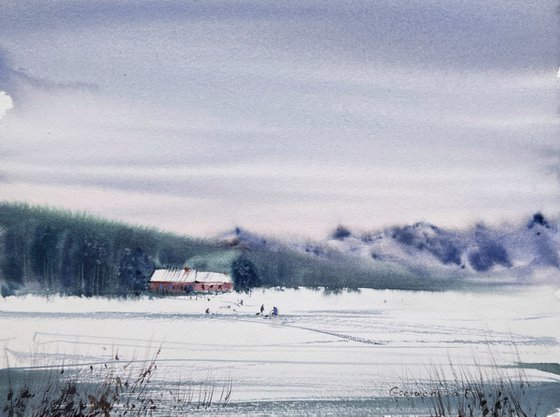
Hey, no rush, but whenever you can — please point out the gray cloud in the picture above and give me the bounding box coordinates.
[9,69,98,92]
[537,145,560,183]
[1,1,556,71]
[0,47,98,107]
[0,0,558,237]
[0,50,18,96]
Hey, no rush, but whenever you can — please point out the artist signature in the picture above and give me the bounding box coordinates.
[389,386,473,398]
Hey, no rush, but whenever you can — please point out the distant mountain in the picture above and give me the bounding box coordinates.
[217,227,281,251]
[217,213,560,285]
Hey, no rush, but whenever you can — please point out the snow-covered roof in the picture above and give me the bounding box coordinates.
[192,270,232,284]
[150,268,231,284]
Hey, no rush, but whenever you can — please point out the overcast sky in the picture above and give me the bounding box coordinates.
[0,0,559,238]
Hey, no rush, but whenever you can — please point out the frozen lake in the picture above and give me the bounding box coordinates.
[1,286,559,415]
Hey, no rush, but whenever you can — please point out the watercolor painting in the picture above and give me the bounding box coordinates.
[0,1,559,416]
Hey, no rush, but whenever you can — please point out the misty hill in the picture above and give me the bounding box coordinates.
[220,213,560,286]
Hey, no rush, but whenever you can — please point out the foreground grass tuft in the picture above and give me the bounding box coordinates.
[2,349,232,416]
[429,362,557,417]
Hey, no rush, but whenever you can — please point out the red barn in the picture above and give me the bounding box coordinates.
[149,267,233,294]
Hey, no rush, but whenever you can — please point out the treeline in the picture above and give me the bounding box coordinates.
[240,245,441,291]
[0,203,229,296]
[0,203,448,297]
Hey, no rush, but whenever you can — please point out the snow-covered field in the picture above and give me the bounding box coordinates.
[1,286,559,415]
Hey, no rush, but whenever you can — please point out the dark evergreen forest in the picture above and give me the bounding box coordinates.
[0,203,223,296]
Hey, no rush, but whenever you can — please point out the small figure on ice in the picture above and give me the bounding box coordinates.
[270,306,278,318]
[260,304,265,314]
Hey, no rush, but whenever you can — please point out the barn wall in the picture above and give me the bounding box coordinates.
[149,281,232,293]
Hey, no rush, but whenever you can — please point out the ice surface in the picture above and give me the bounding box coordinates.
[1,286,559,414]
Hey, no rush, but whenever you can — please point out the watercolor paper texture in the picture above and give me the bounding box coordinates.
[0,1,559,416]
